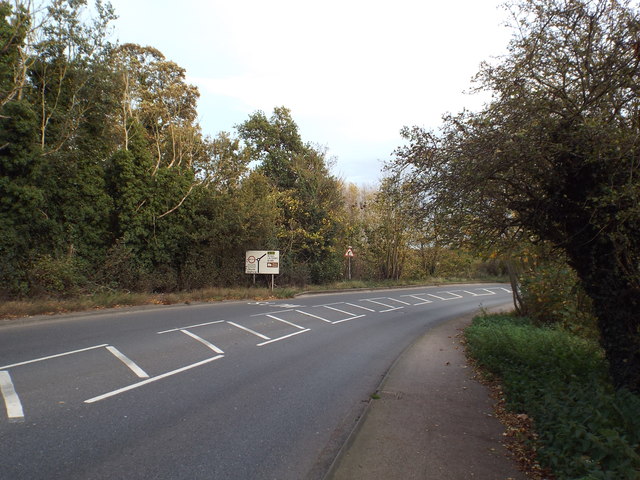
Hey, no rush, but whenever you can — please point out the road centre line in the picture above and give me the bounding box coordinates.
[106,346,149,378]
[0,370,24,422]
[257,329,310,347]
[226,321,270,340]
[180,330,224,354]
[0,344,109,370]
[295,310,333,323]
[157,320,225,334]
[85,355,224,404]
[265,315,306,330]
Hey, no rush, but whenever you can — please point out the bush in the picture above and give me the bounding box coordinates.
[519,261,599,340]
[466,314,640,479]
[28,254,87,297]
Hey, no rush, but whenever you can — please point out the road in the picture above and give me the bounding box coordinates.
[0,284,512,479]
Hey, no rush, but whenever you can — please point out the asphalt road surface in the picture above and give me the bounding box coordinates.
[0,284,512,479]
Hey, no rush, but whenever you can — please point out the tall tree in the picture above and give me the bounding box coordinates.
[238,107,345,284]
[393,0,640,392]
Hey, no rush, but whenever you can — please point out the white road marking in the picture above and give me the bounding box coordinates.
[400,294,433,305]
[266,315,306,330]
[344,302,376,312]
[0,370,24,422]
[180,330,224,354]
[426,292,460,301]
[251,309,294,317]
[157,320,225,334]
[85,355,224,404]
[106,346,149,378]
[0,344,109,370]
[388,298,412,305]
[332,315,366,324]
[226,321,270,340]
[362,299,402,312]
[462,289,496,297]
[257,329,310,346]
[295,310,333,323]
[321,305,360,317]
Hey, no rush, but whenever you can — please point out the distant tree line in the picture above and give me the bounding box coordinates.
[1,0,498,299]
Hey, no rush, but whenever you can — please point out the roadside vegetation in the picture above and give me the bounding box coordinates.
[0,275,506,320]
[466,261,640,479]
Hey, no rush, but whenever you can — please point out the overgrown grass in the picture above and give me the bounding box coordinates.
[465,314,640,479]
[0,287,297,320]
[303,276,507,292]
[0,276,505,321]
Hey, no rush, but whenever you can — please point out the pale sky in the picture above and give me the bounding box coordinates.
[107,0,512,185]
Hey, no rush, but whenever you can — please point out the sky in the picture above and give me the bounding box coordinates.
[106,0,513,185]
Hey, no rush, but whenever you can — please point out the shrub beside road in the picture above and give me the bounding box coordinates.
[466,314,640,479]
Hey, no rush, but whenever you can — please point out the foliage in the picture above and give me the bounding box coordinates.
[518,258,599,339]
[0,0,510,307]
[466,314,640,479]
[238,107,345,285]
[392,0,640,392]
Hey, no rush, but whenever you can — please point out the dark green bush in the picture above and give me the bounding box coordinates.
[466,314,640,479]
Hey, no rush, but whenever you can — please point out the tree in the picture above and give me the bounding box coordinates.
[238,107,345,284]
[393,0,640,392]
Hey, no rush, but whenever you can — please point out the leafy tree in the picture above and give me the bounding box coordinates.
[0,1,30,108]
[393,0,640,392]
[238,107,345,284]
[0,99,45,296]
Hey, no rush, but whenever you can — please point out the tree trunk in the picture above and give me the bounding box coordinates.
[566,237,640,393]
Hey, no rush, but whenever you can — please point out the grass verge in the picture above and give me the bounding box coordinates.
[465,314,640,479]
[0,287,297,321]
[0,277,505,321]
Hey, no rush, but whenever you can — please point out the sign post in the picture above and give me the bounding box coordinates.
[344,246,354,280]
[246,250,280,291]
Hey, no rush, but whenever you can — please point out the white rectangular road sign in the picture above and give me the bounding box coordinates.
[246,250,280,275]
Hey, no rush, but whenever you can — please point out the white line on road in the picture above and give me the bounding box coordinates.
[0,344,109,370]
[257,329,310,346]
[400,295,433,305]
[426,293,457,301]
[266,315,306,330]
[295,309,332,323]
[157,320,225,334]
[344,302,376,312]
[0,370,24,422]
[362,299,403,312]
[250,309,294,317]
[85,355,224,404]
[332,315,366,324]
[462,289,496,297]
[226,321,270,340]
[321,305,360,317]
[180,330,224,354]
[106,346,149,378]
